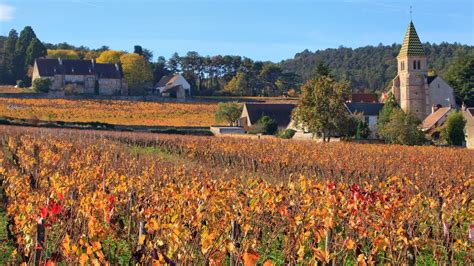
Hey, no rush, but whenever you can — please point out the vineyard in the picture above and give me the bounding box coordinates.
[0,98,219,127]
[0,125,472,265]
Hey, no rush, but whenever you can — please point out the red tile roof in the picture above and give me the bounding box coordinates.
[346,93,379,103]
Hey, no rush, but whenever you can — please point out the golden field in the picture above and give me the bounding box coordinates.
[0,98,220,126]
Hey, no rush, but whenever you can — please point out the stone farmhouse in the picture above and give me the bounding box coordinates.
[32,58,127,96]
[238,103,296,131]
[391,21,456,121]
[154,73,191,100]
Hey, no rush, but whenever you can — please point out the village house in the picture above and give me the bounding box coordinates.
[154,73,191,100]
[345,102,384,139]
[463,106,474,149]
[32,58,127,96]
[421,106,453,132]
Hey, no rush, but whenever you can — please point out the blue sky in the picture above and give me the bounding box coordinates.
[0,0,472,62]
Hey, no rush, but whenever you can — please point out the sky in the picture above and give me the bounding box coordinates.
[0,0,472,62]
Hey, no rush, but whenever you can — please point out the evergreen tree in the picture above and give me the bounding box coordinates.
[14,26,38,81]
[1,29,18,83]
[25,38,47,67]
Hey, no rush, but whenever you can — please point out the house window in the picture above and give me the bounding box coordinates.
[413,60,417,69]
[417,60,421,69]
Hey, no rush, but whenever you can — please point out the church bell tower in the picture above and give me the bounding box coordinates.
[395,21,430,120]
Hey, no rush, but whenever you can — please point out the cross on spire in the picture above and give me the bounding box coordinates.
[410,5,413,20]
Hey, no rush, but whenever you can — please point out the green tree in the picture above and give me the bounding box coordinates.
[441,111,467,146]
[15,26,37,80]
[119,53,153,94]
[2,29,18,83]
[25,38,47,66]
[355,118,370,139]
[292,76,350,141]
[152,56,171,84]
[215,102,242,126]
[444,53,474,106]
[378,109,425,145]
[32,78,52,93]
[250,115,278,135]
[377,91,397,130]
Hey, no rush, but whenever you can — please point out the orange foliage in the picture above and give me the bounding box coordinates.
[0,126,472,265]
[0,98,219,126]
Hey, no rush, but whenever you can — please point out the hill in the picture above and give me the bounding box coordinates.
[280,43,474,93]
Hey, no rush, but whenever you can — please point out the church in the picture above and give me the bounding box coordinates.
[391,21,456,121]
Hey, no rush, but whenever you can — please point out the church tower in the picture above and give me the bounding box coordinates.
[393,21,431,120]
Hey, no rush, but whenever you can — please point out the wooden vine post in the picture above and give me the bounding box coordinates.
[34,219,45,266]
[230,220,241,266]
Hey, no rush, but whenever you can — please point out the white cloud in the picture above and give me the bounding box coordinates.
[0,4,15,22]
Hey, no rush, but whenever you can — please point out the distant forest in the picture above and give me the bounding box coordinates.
[1,26,472,98]
[280,43,474,93]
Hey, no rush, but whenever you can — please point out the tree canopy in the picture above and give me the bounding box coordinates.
[119,53,153,94]
[444,52,474,107]
[292,76,349,141]
[47,49,80,60]
[215,102,242,126]
[96,50,125,64]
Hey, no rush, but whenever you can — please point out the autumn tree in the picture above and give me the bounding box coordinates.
[215,102,242,126]
[224,71,249,95]
[119,53,153,95]
[292,76,350,141]
[47,49,80,60]
[96,50,125,64]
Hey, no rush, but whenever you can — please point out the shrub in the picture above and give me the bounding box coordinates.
[16,80,25,88]
[355,119,370,139]
[276,129,296,139]
[441,111,466,146]
[32,78,52,93]
[249,116,278,135]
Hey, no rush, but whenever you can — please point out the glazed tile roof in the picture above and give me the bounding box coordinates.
[398,21,426,57]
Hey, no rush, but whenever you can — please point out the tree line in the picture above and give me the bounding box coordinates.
[0,26,472,103]
[280,43,473,95]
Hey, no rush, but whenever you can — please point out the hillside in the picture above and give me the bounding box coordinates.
[280,43,474,93]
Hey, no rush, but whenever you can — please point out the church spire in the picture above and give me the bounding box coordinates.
[398,21,425,57]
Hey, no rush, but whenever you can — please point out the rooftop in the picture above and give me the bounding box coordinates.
[398,21,426,57]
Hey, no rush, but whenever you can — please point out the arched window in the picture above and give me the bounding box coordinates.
[417,60,421,69]
[413,60,417,69]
